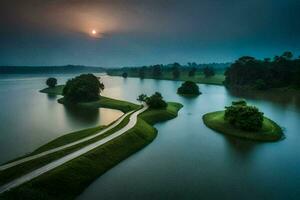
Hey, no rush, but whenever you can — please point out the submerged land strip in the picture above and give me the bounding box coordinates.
[0,105,147,194]
[0,85,183,199]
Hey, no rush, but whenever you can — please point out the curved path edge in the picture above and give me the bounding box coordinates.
[0,110,135,171]
[0,105,148,194]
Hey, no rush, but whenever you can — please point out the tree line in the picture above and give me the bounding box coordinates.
[224,51,300,89]
[108,62,229,79]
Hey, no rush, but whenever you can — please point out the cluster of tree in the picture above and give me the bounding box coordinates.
[107,62,229,79]
[172,62,181,79]
[46,77,57,88]
[137,92,167,109]
[63,74,104,103]
[177,81,201,95]
[224,100,264,131]
[224,52,300,89]
[122,72,128,78]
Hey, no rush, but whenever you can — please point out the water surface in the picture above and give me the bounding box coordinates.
[0,74,122,163]
[78,76,300,200]
[1,74,300,199]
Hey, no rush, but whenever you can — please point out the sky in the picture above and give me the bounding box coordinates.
[0,0,300,67]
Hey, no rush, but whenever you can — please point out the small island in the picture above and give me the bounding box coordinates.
[0,74,184,199]
[177,81,201,96]
[203,100,283,141]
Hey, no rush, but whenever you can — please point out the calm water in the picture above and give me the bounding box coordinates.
[0,74,122,163]
[79,76,300,200]
[1,74,300,199]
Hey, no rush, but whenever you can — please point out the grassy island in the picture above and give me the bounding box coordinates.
[0,75,183,199]
[203,111,283,141]
[1,100,183,199]
[40,85,64,95]
[177,81,201,96]
[40,85,139,113]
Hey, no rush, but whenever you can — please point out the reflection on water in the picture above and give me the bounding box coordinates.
[78,76,300,200]
[47,93,57,100]
[1,74,300,199]
[63,105,100,124]
[227,87,300,110]
[0,73,122,163]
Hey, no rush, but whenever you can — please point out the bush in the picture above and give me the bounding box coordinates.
[177,81,201,95]
[224,101,264,131]
[122,72,128,78]
[63,74,104,103]
[232,99,247,106]
[145,92,167,109]
[46,78,57,88]
[137,94,147,102]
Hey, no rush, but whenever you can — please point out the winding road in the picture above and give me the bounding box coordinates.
[0,105,148,194]
[0,110,134,171]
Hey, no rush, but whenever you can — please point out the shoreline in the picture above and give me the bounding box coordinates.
[203,111,283,142]
[1,86,183,199]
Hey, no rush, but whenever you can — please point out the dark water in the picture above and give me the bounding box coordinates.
[77,77,300,200]
[0,74,122,163]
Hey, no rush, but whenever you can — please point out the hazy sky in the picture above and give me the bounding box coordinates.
[0,0,299,67]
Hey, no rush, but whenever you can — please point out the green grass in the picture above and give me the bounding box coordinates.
[139,102,183,125]
[39,85,64,95]
[40,85,139,113]
[203,111,283,141]
[107,70,225,85]
[0,115,131,186]
[1,103,183,199]
[77,96,140,113]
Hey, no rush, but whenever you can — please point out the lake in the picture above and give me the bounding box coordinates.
[0,74,123,163]
[1,74,300,199]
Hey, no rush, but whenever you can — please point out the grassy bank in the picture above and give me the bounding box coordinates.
[139,102,183,125]
[203,111,283,141]
[0,115,132,186]
[107,70,225,85]
[40,85,139,113]
[39,85,64,95]
[1,103,183,199]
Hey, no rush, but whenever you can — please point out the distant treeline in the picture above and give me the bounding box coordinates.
[225,51,300,89]
[108,62,230,73]
[0,65,105,74]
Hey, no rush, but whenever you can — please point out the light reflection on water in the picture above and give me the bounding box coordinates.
[78,76,300,200]
[0,73,122,163]
[1,74,300,199]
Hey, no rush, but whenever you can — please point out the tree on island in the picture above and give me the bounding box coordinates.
[172,62,181,79]
[137,92,167,109]
[63,74,104,103]
[177,81,201,95]
[203,66,215,77]
[224,100,264,131]
[122,72,128,78]
[137,94,147,102]
[46,77,57,88]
